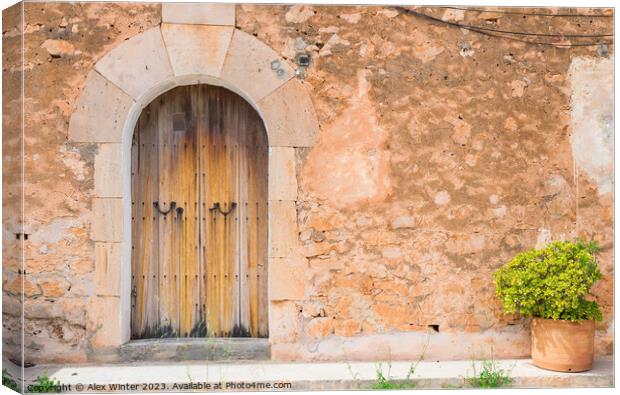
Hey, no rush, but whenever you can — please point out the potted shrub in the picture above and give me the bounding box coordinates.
[493,239,603,372]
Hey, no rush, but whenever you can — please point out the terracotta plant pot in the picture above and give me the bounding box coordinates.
[531,317,595,372]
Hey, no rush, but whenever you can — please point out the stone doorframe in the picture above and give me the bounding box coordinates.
[67,4,318,351]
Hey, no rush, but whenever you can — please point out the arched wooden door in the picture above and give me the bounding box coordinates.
[130,85,268,339]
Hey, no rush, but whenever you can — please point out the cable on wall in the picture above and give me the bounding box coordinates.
[439,6,613,18]
[393,7,614,48]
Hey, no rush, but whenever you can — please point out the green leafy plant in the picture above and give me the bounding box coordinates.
[494,239,603,321]
[3,368,19,392]
[467,359,513,388]
[371,362,417,390]
[28,373,61,393]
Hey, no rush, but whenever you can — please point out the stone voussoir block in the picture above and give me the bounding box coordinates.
[94,26,173,101]
[220,29,293,104]
[268,200,298,258]
[95,242,122,297]
[161,3,236,26]
[94,143,123,198]
[91,198,124,242]
[268,147,297,201]
[258,77,319,148]
[68,70,134,143]
[161,23,234,78]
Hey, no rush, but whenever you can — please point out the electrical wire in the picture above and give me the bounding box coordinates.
[439,6,613,18]
[396,7,613,38]
[393,7,614,48]
[467,26,613,48]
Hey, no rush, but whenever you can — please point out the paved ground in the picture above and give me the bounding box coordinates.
[4,357,613,392]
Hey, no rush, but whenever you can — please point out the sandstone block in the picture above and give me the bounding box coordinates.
[95,242,122,297]
[38,276,70,298]
[161,24,233,78]
[220,29,293,103]
[305,317,334,339]
[334,319,362,337]
[94,143,123,197]
[91,198,123,242]
[24,298,88,326]
[90,296,122,348]
[95,27,173,101]
[5,275,40,297]
[285,5,316,23]
[269,253,306,301]
[68,70,134,143]
[268,147,297,200]
[2,295,21,316]
[258,78,319,147]
[269,301,301,343]
[41,39,74,57]
[391,215,415,229]
[269,200,298,258]
[162,3,235,25]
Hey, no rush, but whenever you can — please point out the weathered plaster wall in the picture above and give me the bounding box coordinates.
[3,1,161,364]
[237,4,614,361]
[2,2,24,363]
[2,3,614,364]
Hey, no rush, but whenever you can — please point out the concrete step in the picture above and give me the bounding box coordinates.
[10,357,613,392]
[118,338,270,362]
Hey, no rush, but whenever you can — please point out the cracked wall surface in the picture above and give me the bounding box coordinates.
[2,2,614,363]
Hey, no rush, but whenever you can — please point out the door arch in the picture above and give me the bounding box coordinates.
[68,16,320,350]
[131,84,269,339]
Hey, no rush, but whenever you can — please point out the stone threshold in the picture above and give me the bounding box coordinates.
[118,338,271,362]
[11,357,613,391]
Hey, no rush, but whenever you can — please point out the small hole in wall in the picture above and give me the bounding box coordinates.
[429,324,440,332]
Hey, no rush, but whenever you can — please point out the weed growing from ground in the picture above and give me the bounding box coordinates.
[28,373,61,393]
[372,362,417,390]
[467,359,513,388]
[3,368,18,392]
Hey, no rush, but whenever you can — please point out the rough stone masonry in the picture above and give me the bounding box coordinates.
[2,3,614,364]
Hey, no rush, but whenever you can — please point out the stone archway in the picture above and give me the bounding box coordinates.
[67,3,318,351]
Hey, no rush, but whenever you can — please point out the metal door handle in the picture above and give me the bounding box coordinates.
[209,202,237,217]
[153,201,176,215]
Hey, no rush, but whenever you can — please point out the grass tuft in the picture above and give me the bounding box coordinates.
[467,359,513,388]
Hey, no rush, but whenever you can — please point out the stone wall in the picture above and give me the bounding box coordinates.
[2,2,614,364]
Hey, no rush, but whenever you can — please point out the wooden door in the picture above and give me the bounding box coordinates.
[130,85,269,339]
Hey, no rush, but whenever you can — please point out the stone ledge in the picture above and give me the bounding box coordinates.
[119,338,270,362]
[18,357,613,389]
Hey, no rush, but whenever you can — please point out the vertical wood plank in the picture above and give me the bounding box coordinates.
[130,120,141,338]
[256,119,270,337]
[157,91,172,336]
